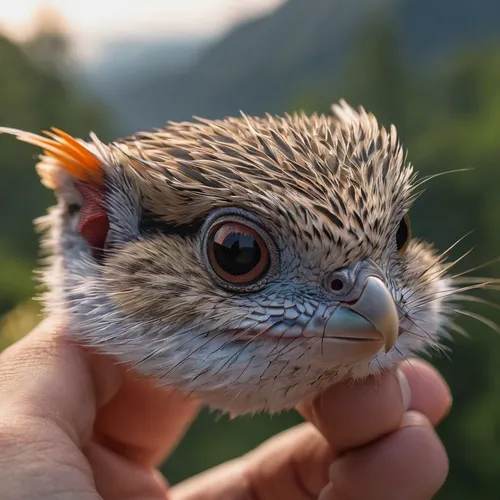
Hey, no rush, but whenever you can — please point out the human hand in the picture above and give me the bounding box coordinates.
[0,319,450,499]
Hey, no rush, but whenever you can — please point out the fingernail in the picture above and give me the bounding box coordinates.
[401,410,430,427]
[397,368,411,411]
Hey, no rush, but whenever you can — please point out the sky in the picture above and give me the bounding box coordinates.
[0,0,285,60]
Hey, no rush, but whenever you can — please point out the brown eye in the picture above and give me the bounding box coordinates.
[208,222,270,284]
[396,214,411,254]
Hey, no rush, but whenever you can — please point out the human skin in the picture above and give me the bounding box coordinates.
[0,319,451,499]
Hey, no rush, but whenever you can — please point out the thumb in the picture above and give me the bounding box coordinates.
[297,369,409,454]
[0,318,121,447]
[0,318,122,499]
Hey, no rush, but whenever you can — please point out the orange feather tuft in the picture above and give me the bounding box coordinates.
[0,126,103,185]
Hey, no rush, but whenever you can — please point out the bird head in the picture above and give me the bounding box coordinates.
[0,101,481,414]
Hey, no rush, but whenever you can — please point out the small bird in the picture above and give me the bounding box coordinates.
[0,101,491,415]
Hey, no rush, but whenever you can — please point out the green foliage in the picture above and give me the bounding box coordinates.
[0,243,36,314]
[0,300,41,351]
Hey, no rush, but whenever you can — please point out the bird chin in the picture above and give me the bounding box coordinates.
[179,336,388,416]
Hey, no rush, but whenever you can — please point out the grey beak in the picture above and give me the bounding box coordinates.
[325,276,399,353]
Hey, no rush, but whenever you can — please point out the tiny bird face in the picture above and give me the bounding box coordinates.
[0,101,474,414]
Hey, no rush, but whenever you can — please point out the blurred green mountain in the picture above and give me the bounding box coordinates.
[89,0,500,136]
[79,37,208,102]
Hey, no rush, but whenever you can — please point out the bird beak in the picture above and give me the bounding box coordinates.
[324,276,399,353]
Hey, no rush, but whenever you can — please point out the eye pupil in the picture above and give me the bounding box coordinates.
[213,232,262,276]
[208,221,271,286]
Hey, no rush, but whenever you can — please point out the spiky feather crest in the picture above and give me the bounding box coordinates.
[1,101,415,226]
[115,101,416,221]
[0,126,106,189]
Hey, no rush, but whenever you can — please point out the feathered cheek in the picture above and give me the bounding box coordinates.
[74,182,109,255]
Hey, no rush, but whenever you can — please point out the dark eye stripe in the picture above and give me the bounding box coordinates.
[139,209,202,238]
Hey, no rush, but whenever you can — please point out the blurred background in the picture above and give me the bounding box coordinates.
[1,0,500,497]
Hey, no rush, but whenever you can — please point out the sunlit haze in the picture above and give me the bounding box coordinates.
[0,0,285,61]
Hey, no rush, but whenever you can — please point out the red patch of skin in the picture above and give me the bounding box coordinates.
[74,182,109,254]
